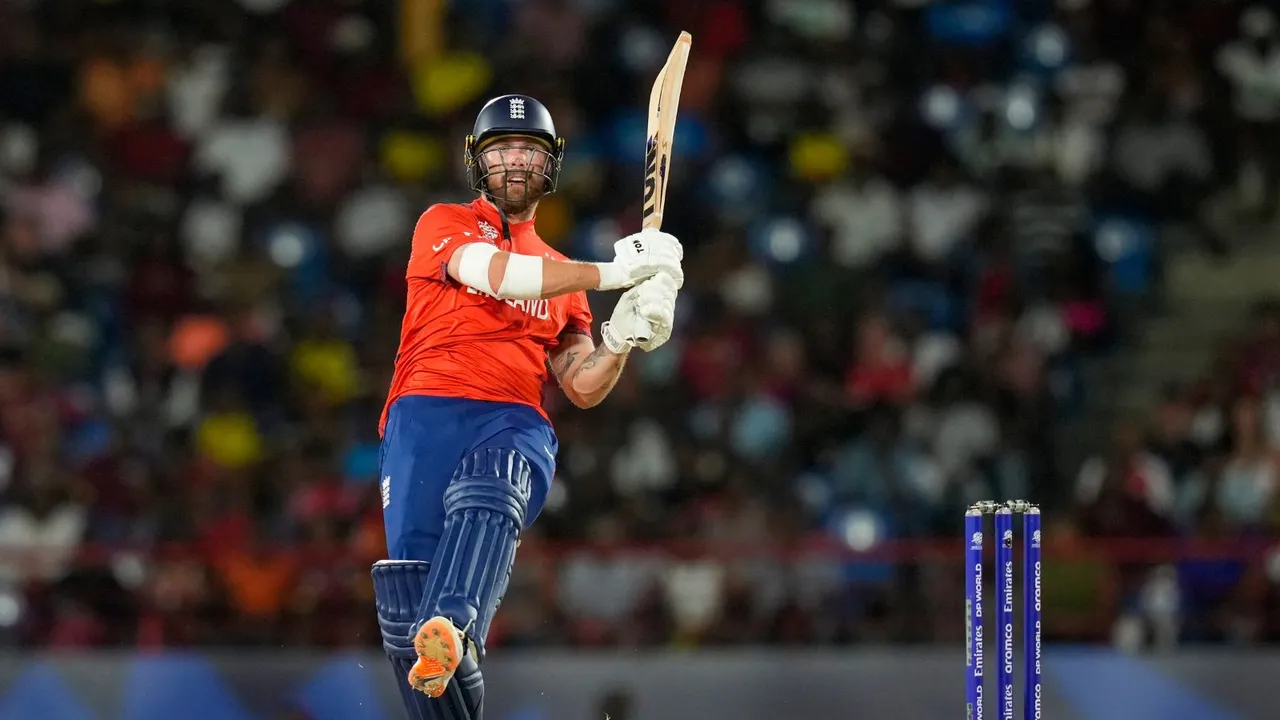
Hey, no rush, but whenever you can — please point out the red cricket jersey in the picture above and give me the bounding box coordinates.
[379,198,593,435]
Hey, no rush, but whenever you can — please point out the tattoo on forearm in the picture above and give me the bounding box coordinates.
[552,350,579,382]
[576,344,610,374]
[572,343,626,394]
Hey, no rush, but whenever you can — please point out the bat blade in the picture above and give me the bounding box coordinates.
[633,31,691,344]
[641,31,691,233]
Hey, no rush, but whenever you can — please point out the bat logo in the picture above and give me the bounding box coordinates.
[641,136,659,221]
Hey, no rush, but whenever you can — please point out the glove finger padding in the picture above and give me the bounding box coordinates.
[636,275,677,327]
[635,320,672,352]
[636,248,683,287]
[600,285,646,354]
[632,273,678,350]
[612,233,684,288]
[613,232,678,264]
[642,227,684,260]
[630,229,682,256]
[653,251,684,289]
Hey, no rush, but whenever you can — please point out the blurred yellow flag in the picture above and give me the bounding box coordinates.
[380,131,445,181]
[411,52,492,116]
[291,339,360,405]
[789,132,848,183]
[197,412,263,470]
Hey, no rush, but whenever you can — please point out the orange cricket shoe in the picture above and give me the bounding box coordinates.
[407,616,466,697]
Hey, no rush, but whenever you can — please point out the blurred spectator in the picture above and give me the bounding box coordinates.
[811,153,904,269]
[846,314,915,408]
[1108,92,1225,255]
[1217,6,1280,221]
[1075,422,1175,532]
[1215,396,1277,530]
[906,159,987,270]
[1147,384,1202,487]
[0,479,84,583]
[214,522,297,644]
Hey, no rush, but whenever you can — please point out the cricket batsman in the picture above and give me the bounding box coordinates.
[371,94,683,720]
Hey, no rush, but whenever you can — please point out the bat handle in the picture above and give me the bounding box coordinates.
[633,224,672,345]
[634,319,652,344]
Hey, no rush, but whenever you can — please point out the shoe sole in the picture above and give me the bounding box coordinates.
[408,616,463,697]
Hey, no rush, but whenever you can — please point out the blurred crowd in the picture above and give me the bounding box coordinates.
[0,0,1277,651]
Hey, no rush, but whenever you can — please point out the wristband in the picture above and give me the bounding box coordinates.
[599,321,632,354]
[594,262,630,291]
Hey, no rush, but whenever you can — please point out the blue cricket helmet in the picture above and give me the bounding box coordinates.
[464,94,565,198]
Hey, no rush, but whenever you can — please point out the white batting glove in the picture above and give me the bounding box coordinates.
[632,272,678,352]
[594,229,684,291]
[599,272,679,354]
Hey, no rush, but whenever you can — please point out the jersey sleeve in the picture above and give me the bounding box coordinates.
[563,290,593,338]
[406,204,489,280]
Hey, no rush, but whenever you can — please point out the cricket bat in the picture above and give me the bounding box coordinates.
[636,31,691,341]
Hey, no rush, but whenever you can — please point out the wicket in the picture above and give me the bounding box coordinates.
[965,500,1041,720]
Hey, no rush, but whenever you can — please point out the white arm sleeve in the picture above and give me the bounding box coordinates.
[453,243,545,300]
[455,242,498,291]
[497,253,544,299]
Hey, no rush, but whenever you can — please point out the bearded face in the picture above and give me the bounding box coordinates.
[476,137,557,215]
